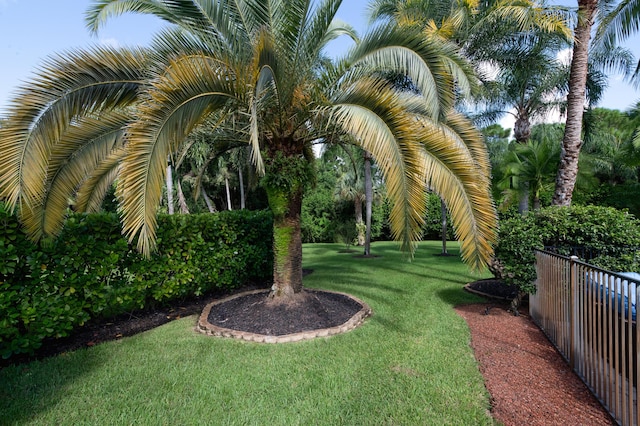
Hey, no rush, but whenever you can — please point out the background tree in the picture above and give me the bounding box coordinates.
[475,31,570,212]
[498,136,560,210]
[333,146,367,246]
[575,106,640,214]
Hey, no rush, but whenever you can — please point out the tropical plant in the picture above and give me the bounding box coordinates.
[368,0,571,51]
[333,146,367,246]
[498,137,560,211]
[582,107,640,184]
[0,0,497,301]
[552,0,637,205]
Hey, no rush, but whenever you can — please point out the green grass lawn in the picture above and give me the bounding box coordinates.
[0,241,496,425]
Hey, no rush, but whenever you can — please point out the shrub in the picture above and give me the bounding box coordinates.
[0,208,272,359]
[493,205,640,295]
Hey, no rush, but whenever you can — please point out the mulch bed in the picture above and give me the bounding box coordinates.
[464,278,520,300]
[455,302,615,425]
[205,289,363,336]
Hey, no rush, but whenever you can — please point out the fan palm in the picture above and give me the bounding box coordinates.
[0,0,497,299]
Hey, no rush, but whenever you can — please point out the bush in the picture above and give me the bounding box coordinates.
[493,205,640,295]
[0,208,272,359]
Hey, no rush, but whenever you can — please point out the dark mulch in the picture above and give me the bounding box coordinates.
[0,284,264,369]
[206,289,363,335]
[465,278,520,300]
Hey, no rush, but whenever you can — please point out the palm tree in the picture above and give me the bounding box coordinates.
[0,0,497,301]
[551,0,638,205]
[499,138,560,210]
[334,152,367,246]
[476,32,570,213]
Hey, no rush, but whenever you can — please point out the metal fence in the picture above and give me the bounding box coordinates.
[531,250,640,426]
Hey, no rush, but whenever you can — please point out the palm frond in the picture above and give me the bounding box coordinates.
[119,53,238,255]
[34,112,129,239]
[75,149,125,213]
[330,79,428,253]
[86,0,176,33]
[0,47,146,220]
[442,111,492,179]
[595,0,640,49]
[348,24,474,119]
[415,120,497,270]
[483,0,573,40]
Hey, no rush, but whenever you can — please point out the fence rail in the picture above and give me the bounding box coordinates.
[531,250,640,426]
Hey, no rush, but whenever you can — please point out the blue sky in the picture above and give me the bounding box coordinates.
[1,1,639,119]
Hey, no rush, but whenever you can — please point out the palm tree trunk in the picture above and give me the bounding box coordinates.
[225,176,232,210]
[552,0,598,206]
[268,187,303,298]
[166,161,174,215]
[364,150,373,256]
[355,198,365,246]
[441,198,448,255]
[238,167,246,210]
[533,195,541,210]
[201,187,216,213]
[176,177,190,214]
[519,183,529,214]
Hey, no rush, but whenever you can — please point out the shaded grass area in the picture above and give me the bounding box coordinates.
[0,241,495,425]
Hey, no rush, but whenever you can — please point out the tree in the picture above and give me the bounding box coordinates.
[333,146,367,246]
[551,0,598,205]
[499,137,560,210]
[477,32,571,212]
[0,0,497,301]
[551,0,638,205]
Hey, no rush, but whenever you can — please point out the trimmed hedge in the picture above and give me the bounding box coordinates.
[0,207,273,359]
[493,205,640,294]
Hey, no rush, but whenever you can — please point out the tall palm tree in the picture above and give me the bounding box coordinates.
[552,0,598,205]
[0,0,497,300]
[551,0,637,205]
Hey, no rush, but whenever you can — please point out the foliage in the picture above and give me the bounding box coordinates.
[301,153,340,242]
[492,214,543,294]
[0,208,272,359]
[302,151,388,244]
[493,205,640,294]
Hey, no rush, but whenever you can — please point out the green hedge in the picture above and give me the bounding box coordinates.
[0,207,273,359]
[493,205,640,294]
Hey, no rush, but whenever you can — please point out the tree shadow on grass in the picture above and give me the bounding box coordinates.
[0,347,108,424]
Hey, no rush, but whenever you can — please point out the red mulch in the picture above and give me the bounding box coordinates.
[455,303,616,425]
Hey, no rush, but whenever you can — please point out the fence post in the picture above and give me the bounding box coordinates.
[570,255,579,369]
